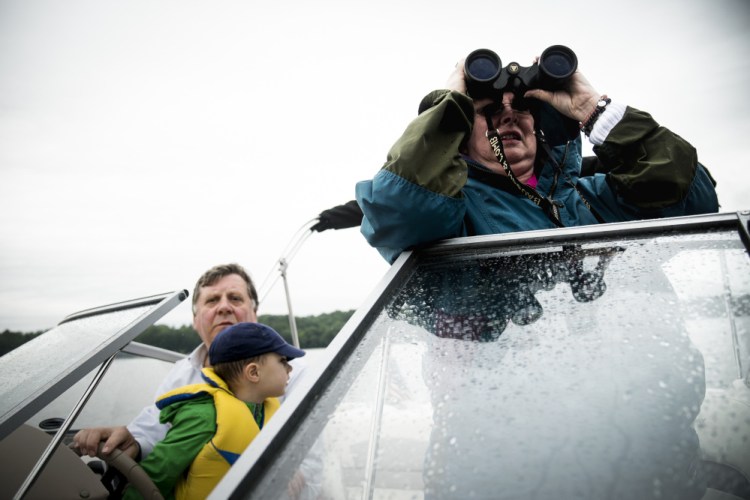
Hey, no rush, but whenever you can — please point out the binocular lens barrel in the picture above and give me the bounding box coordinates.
[464,45,577,98]
[465,49,502,82]
[539,45,577,80]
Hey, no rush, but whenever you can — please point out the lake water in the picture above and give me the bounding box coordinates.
[28,347,327,431]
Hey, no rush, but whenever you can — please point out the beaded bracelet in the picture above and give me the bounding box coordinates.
[580,95,611,136]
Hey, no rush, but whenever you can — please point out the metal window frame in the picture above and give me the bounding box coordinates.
[5,289,188,499]
[0,289,188,442]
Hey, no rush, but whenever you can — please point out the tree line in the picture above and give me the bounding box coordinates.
[0,310,354,357]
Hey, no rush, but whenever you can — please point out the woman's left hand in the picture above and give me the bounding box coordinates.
[524,69,600,123]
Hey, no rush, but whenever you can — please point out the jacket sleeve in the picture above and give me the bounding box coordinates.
[123,399,215,500]
[127,402,166,461]
[593,107,718,213]
[128,354,203,459]
[355,90,475,263]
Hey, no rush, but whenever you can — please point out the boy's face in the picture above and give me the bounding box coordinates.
[256,352,293,398]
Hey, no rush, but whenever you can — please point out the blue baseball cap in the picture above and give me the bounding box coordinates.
[209,322,306,365]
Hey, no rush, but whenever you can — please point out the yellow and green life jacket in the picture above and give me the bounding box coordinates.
[155,367,280,500]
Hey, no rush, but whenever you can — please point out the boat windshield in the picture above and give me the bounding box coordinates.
[0,290,187,441]
[214,214,750,500]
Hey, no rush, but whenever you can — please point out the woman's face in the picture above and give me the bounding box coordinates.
[465,92,537,179]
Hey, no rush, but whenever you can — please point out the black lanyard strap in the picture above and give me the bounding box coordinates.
[483,111,563,227]
[481,106,606,225]
[537,134,606,224]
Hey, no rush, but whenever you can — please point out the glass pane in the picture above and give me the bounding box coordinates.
[1,302,157,427]
[27,353,177,430]
[250,230,750,500]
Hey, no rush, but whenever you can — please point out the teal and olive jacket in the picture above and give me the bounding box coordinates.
[355,90,719,263]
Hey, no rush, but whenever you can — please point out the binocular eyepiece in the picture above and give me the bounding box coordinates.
[464,45,577,100]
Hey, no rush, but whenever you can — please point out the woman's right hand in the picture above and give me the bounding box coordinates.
[446,58,468,94]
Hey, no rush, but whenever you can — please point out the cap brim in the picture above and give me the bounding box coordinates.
[277,344,306,360]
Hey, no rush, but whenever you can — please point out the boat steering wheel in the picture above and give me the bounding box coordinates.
[95,443,164,500]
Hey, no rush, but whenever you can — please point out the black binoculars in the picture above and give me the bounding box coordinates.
[464,45,577,100]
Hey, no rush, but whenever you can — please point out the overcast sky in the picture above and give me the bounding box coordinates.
[1,0,748,332]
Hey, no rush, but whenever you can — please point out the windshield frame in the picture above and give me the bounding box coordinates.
[210,210,750,499]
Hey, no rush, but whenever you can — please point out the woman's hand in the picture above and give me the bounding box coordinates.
[446,58,468,94]
[524,69,600,123]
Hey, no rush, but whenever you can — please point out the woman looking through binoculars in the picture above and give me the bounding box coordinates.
[355,46,720,264]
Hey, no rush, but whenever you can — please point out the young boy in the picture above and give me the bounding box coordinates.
[123,322,305,500]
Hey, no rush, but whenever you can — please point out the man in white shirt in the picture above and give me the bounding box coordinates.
[73,262,306,459]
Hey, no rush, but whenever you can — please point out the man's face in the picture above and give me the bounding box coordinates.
[465,92,537,178]
[193,273,258,348]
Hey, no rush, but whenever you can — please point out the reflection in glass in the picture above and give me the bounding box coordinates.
[28,353,177,430]
[250,231,750,500]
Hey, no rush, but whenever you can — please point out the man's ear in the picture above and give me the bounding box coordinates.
[243,362,260,382]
